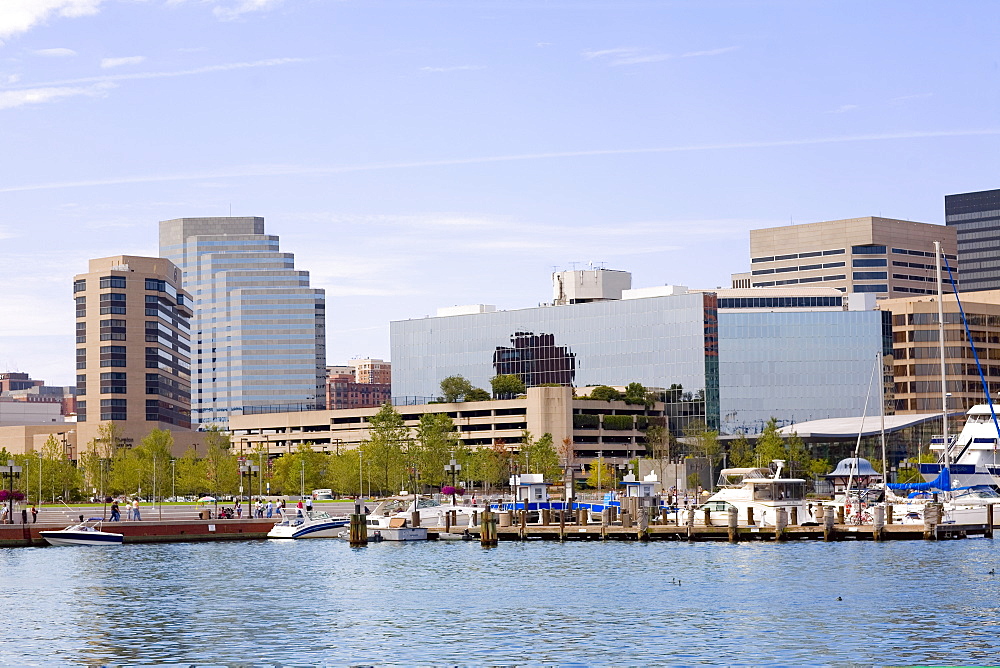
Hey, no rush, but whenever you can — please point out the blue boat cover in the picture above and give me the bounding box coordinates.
[886,467,951,492]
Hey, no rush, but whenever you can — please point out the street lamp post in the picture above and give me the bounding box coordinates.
[444,452,462,506]
[171,459,176,505]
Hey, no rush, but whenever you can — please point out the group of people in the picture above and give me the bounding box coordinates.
[0,504,38,524]
[109,498,141,522]
[232,497,288,519]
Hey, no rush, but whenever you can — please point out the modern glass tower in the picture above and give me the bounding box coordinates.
[945,188,1000,292]
[159,217,326,428]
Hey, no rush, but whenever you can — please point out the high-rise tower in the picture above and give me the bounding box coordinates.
[73,255,196,451]
[945,188,1000,292]
[159,217,326,428]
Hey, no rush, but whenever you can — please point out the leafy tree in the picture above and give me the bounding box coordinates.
[585,459,616,490]
[490,374,526,399]
[360,403,411,495]
[684,419,721,490]
[465,387,491,402]
[588,385,622,402]
[204,428,239,497]
[519,431,560,480]
[754,418,787,468]
[624,382,652,407]
[175,447,207,497]
[468,438,512,493]
[271,444,330,498]
[728,432,753,468]
[29,436,80,503]
[784,430,811,479]
[413,413,458,489]
[440,375,475,403]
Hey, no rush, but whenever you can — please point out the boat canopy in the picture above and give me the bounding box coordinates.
[826,458,881,479]
[886,467,951,492]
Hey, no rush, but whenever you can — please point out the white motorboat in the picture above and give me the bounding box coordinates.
[40,518,124,546]
[694,461,814,527]
[267,510,350,539]
[362,495,476,540]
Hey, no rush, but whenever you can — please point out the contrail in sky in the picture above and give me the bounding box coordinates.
[1,128,997,194]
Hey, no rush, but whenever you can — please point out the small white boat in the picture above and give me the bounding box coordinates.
[40,519,124,546]
[267,510,350,539]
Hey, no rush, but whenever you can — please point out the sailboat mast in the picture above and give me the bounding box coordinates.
[935,240,950,472]
[879,350,887,486]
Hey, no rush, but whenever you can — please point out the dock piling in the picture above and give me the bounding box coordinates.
[349,513,368,547]
[987,504,995,539]
[727,506,738,543]
[823,509,835,542]
[872,505,885,542]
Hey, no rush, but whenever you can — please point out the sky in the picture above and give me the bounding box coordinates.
[1,0,999,387]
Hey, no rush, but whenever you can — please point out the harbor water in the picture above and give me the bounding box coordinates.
[1,538,998,665]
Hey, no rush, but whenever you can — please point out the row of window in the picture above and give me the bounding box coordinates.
[752,274,846,287]
[751,261,845,275]
[718,296,843,309]
[751,248,845,263]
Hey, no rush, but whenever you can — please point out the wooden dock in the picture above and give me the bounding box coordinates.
[0,519,275,548]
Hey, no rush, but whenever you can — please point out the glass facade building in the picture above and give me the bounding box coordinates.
[946,187,1000,292]
[391,292,718,431]
[392,289,892,436]
[717,310,893,435]
[160,217,326,428]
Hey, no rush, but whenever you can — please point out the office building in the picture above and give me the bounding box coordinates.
[749,216,957,298]
[945,187,1000,292]
[390,270,890,436]
[159,217,326,428]
[325,362,391,410]
[350,358,391,385]
[881,290,1000,415]
[72,255,200,455]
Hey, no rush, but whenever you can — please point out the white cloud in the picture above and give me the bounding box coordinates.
[827,104,860,114]
[100,55,145,69]
[0,81,113,110]
[0,0,102,40]
[420,65,485,73]
[5,74,20,84]
[3,128,999,193]
[584,45,739,66]
[682,46,740,58]
[212,0,284,21]
[32,47,77,57]
[8,56,307,89]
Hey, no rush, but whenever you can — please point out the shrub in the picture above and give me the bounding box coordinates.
[602,415,634,430]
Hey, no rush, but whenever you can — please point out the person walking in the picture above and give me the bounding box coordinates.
[132,498,141,521]
[30,505,38,523]
[266,500,274,518]
[305,497,313,513]
[125,498,133,521]
[235,499,243,519]
[110,500,120,522]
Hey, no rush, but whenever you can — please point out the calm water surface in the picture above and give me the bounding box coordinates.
[0,537,998,666]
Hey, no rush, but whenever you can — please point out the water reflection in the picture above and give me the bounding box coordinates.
[0,539,997,664]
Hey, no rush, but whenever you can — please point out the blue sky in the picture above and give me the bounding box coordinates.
[1,0,998,387]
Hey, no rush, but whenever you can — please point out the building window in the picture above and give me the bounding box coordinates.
[854,284,888,293]
[99,318,127,341]
[73,279,86,293]
[853,271,888,280]
[853,258,888,267]
[75,322,86,344]
[76,348,86,369]
[100,345,127,368]
[100,372,127,394]
[77,400,86,422]
[75,296,86,318]
[852,245,887,255]
[99,276,127,289]
[99,292,126,316]
[76,374,86,396]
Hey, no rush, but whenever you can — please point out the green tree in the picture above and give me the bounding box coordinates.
[784,430,811,479]
[490,374,526,399]
[624,382,652,407]
[728,432,753,468]
[175,446,206,497]
[519,431,560,480]
[467,439,511,493]
[684,419,721,490]
[413,412,459,490]
[440,375,475,403]
[465,387,492,402]
[31,436,80,503]
[135,428,175,503]
[271,444,329,498]
[203,427,238,497]
[360,403,411,495]
[585,459,616,491]
[588,385,622,402]
[754,418,787,468]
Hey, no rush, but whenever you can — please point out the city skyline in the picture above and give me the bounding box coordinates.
[2,1,999,386]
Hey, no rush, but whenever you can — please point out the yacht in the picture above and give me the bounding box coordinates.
[925,404,1000,489]
[267,510,350,539]
[39,518,124,546]
[694,461,814,527]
